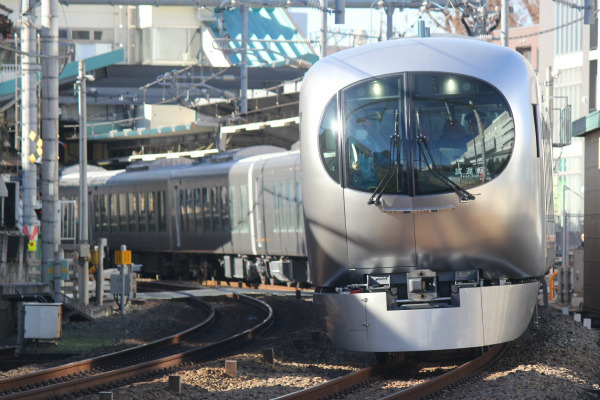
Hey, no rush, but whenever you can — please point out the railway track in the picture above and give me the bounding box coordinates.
[274,343,507,400]
[0,290,273,400]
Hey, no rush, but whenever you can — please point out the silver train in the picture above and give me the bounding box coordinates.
[60,146,310,285]
[60,35,554,353]
[300,36,555,352]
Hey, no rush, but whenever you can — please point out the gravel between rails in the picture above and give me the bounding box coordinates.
[2,294,599,399]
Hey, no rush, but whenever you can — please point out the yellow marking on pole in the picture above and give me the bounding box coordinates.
[28,130,36,141]
[28,154,36,164]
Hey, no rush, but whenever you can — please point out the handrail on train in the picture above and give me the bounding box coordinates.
[548,271,559,301]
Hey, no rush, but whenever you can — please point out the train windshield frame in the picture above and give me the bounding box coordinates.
[318,72,515,196]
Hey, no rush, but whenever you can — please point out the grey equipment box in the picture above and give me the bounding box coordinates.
[23,303,62,339]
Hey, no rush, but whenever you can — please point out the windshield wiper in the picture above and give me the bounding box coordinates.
[416,134,475,202]
[368,109,402,205]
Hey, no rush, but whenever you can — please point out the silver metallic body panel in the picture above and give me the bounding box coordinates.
[300,37,554,287]
[314,282,539,352]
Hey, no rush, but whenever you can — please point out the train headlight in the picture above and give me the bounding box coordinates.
[444,78,458,95]
[371,81,382,97]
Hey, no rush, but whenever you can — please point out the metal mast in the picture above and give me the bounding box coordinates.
[40,0,60,289]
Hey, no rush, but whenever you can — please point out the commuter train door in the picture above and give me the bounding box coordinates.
[342,75,417,272]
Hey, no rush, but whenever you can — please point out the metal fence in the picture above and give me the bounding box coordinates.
[555,213,584,265]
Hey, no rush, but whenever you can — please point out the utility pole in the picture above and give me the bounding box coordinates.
[20,0,39,267]
[320,0,328,58]
[501,0,509,46]
[40,0,60,292]
[76,60,91,306]
[386,5,394,40]
[240,5,248,116]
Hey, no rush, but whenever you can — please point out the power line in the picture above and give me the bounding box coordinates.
[490,15,585,41]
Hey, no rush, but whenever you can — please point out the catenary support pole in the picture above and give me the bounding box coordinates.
[240,5,248,115]
[41,0,60,289]
[77,60,89,305]
[320,0,327,58]
[20,0,38,269]
[501,0,509,46]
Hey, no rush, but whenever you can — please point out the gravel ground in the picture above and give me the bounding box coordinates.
[0,298,203,378]
[1,293,599,399]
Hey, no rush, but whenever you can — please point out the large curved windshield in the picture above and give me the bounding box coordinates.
[342,76,409,194]
[412,73,514,195]
[334,72,514,197]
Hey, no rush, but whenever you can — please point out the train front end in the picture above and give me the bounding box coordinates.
[300,37,554,352]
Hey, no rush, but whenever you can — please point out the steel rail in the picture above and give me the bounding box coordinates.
[0,293,272,400]
[274,343,505,400]
[0,296,215,395]
[381,343,506,399]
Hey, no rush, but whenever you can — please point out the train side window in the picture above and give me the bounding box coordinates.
[240,185,248,233]
[288,180,294,232]
[211,187,221,232]
[128,193,137,232]
[202,188,211,232]
[221,186,229,232]
[139,192,147,232]
[119,194,127,232]
[102,195,109,232]
[229,186,238,232]
[109,194,117,232]
[93,195,100,232]
[187,189,194,232]
[194,189,203,233]
[158,191,166,232]
[319,96,340,183]
[273,183,280,233]
[296,181,302,232]
[148,192,156,232]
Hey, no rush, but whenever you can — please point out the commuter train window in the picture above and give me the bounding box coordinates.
[179,190,187,232]
[288,180,294,233]
[158,191,166,232]
[101,195,108,232]
[411,73,514,195]
[221,186,230,232]
[202,188,211,232]
[319,96,340,183]
[186,189,194,232]
[119,194,127,232]
[148,192,156,232]
[296,181,302,232]
[139,193,147,232]
[212,187,221,232]
[194,189,203,233]
[342,76,408,194]
[93,195,100,232]
[229,186,239,232]
[240,185,249,233]
[128,193,137,232]
[273,184,280,233]
[109,194,117,232]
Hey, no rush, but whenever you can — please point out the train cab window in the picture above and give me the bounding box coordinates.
[319,96,340,183]
[411,73,514,195]
[342,76,408,194]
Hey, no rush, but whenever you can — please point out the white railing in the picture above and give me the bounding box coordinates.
[0,64,20,83]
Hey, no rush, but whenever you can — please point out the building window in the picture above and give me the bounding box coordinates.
[72,30,90,40]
